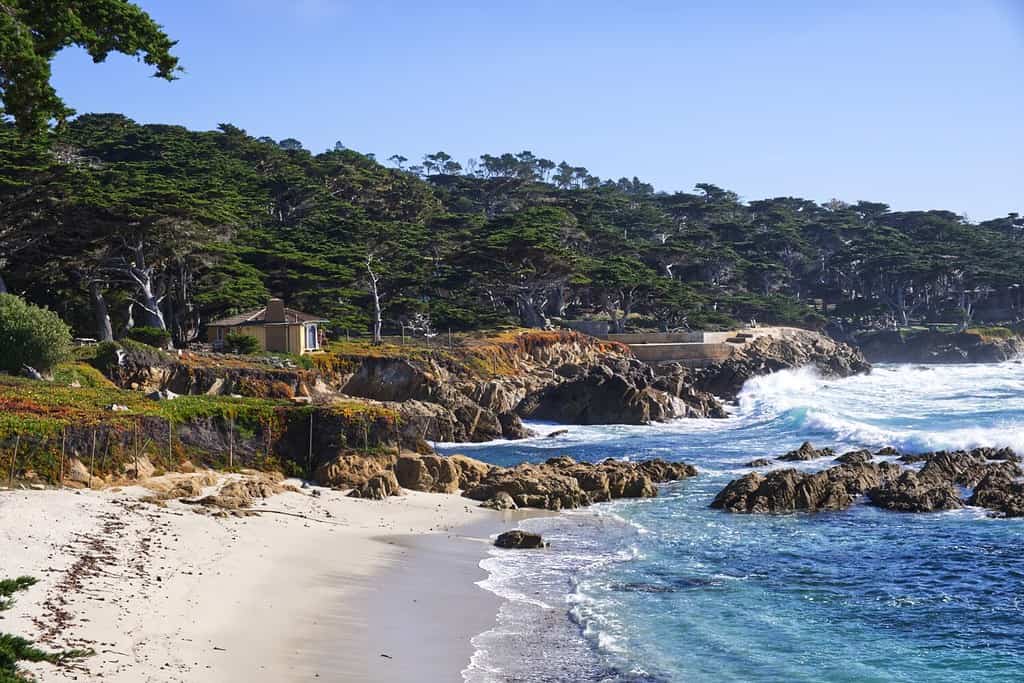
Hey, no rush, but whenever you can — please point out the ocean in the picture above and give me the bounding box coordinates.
[440,362,1024,682]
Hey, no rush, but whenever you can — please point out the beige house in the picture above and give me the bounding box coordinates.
[206,299,327,354]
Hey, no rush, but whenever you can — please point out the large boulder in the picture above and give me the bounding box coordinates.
[494,530,546,549]
[394,454,460,493]
[347,471,402,500]
[315,453,396,488]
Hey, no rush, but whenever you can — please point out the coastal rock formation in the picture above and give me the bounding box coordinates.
[516,361,696,425]
[394,454,461,494]
[778,441,834,462]
[690,330,871,402]
[745,458,773,468]
[865,471,963,513]
[347,471,402,500]
[834,449,873,465]
[494,530,546,549]
[710,462,900,513]
[479,491,518,510]
[855,329,1024,364]
[315,453,396,488]
[968,471,1024,517]
[714,445,1023,517]
[463,455,697,510]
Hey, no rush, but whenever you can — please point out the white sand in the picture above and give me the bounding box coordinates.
[0,480,508,682]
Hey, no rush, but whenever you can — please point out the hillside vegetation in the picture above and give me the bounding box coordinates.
[2,116,1022,345]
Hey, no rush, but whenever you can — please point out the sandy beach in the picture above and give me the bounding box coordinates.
[0,478,520,682]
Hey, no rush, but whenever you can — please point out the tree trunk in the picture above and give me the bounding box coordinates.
[0,273,7,294]
[516,293,549,329]
[89,281,114,342]
[366,255,383,344]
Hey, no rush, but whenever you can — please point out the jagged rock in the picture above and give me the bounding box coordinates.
[494,530,546,549]
[711,462,900,513]
[518,361,689,425]
[866,471,962,513]
[480,491,518,510]
[745,458,773,468]
[968,471,1024,517]
[876,446,899,456]
[463,463,586,510]
[347,471,402,500]
[462,455,697,510]
[835,449,873,465]
[778,441,834,462]
[186,473,293,509]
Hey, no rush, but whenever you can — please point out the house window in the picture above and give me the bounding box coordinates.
[306,324,318,350]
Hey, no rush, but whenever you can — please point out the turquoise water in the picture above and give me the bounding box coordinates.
[446,362,1024,682]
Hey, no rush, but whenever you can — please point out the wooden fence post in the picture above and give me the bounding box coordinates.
[228,415,235,469]
[59,427,66,488]
[167,418,173,471]
[89,429,97,489]
[8,433,19,489]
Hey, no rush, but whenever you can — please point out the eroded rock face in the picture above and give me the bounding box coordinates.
[517,362,688,425]
[347,471,402,500]
[463,455,698,511]
[855,329,1024,364]
[495,530,546,549]
[479,491,518,510]
[968,471,1024,517]
[394,454,460,494]
[315,453,396,488]
[713,445,1023,517]
[865,471,963,513]
[710,462,899,514]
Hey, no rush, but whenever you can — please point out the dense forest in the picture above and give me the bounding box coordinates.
[2,115,1023,346]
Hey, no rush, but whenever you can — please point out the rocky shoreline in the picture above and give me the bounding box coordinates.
[712,443,1023,518]
[320,450,698,511]
[854,329,1024,364]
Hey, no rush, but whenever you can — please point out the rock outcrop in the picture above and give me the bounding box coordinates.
[691,330,871,401]
[855,329,1024,364]
[347,471,402,500]
[463,455,696,510]
[713,445,1024,517]
[865,471,962,513]
[494,530,546,549]
[711,462,900,513]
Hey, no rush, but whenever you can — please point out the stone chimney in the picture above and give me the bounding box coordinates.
[266,298,286,323]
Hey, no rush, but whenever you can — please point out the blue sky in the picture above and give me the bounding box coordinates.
[51,1,1023,219]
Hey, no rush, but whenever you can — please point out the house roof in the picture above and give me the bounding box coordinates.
[208,306,328,327]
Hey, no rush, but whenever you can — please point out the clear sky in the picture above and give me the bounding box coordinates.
[51,0,1023,220]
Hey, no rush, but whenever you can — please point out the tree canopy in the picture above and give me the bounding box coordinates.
[0,0,179,134]
[2,116,1022,344]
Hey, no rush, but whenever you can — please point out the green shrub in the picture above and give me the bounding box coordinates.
[90,340,169,375]
[226,333,260,354]
[0,294,72,374]
[126,326,171,348]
